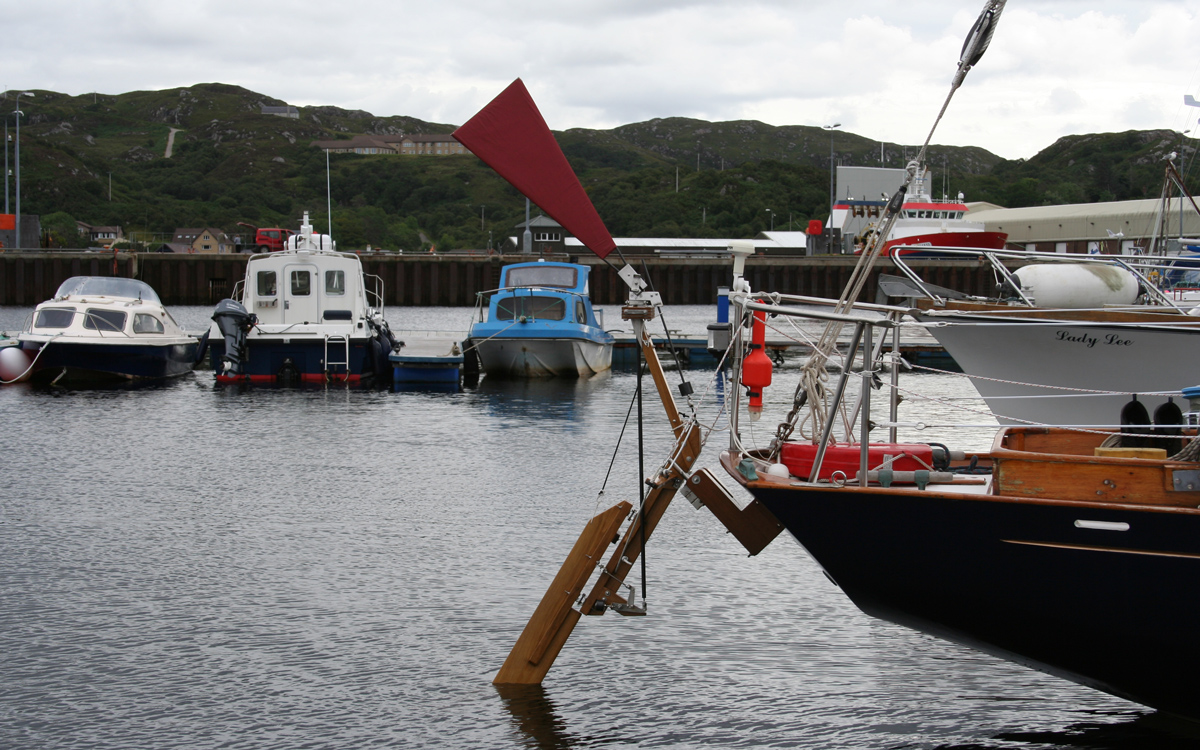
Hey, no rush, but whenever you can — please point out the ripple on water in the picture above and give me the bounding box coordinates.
[0,347,1183,749]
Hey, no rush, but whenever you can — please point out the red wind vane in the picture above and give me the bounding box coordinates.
[453,79,617,260]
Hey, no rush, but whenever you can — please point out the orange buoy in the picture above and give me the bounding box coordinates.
[742,309,772,420]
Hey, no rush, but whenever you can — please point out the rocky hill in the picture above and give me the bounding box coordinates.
[7,84,1196,251]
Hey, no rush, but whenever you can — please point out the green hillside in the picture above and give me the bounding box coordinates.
[7,84,1197,251]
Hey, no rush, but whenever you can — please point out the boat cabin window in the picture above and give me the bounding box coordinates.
[53,276,161,304]
[257,271,277,296]
[505,266,577,289]
[35,307,75,328]
[325,270,346,296]
[575,299,586,325]
[291,270,311,296]
[83,309,126,332]
[133,314,165,334]
[496,295,566,321]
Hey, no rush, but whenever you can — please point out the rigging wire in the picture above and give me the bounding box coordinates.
[762,0,1006,460]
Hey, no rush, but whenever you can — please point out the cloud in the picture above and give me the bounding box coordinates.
[5,1,1199,159]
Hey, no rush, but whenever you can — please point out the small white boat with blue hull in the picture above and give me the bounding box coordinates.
[469,262,613,378]
[2,276,208,385]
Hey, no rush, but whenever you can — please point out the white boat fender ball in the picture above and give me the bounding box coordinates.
[765,462,791,478]
[0,346,32,383]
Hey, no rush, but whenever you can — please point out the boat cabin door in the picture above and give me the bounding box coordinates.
[283,264,321,323]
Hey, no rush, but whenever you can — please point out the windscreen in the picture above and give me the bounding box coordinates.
[504,266,577,289]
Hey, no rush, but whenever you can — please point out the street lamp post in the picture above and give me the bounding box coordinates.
[824,123,841,253]
[764,208,774,231]
[14,91,34,250]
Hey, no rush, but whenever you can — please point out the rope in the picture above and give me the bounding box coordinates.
[903,357,1188,397]
[458,318,526,355]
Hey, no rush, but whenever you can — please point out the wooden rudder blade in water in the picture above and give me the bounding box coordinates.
[493,501,631,686]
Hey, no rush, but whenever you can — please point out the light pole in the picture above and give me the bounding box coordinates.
[14,91,34,250]
[824,123,841,252]
[764,208,775,231]
[4,121,9,214]
[480,204,485,231]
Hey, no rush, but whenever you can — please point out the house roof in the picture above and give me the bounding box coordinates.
[402,134,461,144]
[968,198,1200,242]
[173,227,227,241]
[310,135,397,151]
[515,216,564,229]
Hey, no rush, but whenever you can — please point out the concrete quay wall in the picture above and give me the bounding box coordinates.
[0,253,1002,307]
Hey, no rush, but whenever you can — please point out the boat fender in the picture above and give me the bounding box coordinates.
[1153,397,1185,456]
[0,346,33,383]
[277,358,300,385]
[765,463,789,478]
[742,309,773,421]
[1119,394,1152,449]
[193,328,212,367]
[371,336,392,378]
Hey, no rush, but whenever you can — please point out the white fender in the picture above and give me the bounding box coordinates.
[1014,264,1139,309]
[0,346,33,383]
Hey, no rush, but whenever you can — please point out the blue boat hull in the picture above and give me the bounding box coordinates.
[209,337,386,384]
[23,340,203,383]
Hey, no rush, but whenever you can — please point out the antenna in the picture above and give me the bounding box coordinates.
[325,148,332,237]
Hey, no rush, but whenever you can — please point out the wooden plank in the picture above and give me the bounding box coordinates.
[683,468,782,555]
[493,501,631,685]
[994,456,1200,506]
[640,333,688,437]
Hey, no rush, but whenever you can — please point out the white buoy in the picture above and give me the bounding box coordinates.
[0,346,33,383]
[1013,264,1139,309]
[765,462,791,478]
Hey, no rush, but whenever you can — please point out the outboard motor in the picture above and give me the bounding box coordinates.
[211,299,256,377]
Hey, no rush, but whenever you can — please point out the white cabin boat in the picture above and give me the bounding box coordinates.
[210,212,397,384]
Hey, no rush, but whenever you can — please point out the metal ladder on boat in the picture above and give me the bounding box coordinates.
[324,335,350,380]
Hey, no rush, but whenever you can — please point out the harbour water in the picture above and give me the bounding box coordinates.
[2,305,1198,749]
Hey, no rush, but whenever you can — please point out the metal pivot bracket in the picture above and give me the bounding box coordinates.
[1171,469,1200,492]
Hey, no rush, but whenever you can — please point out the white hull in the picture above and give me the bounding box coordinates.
[474,337,612,378]
[926,318,1200,426]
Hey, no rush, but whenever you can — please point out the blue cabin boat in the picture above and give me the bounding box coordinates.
[468,262,613,378]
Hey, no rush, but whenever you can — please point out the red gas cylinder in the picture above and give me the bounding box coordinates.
[742,309,772,420]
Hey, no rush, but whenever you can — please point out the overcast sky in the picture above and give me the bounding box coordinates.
[5,1,1199,160]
